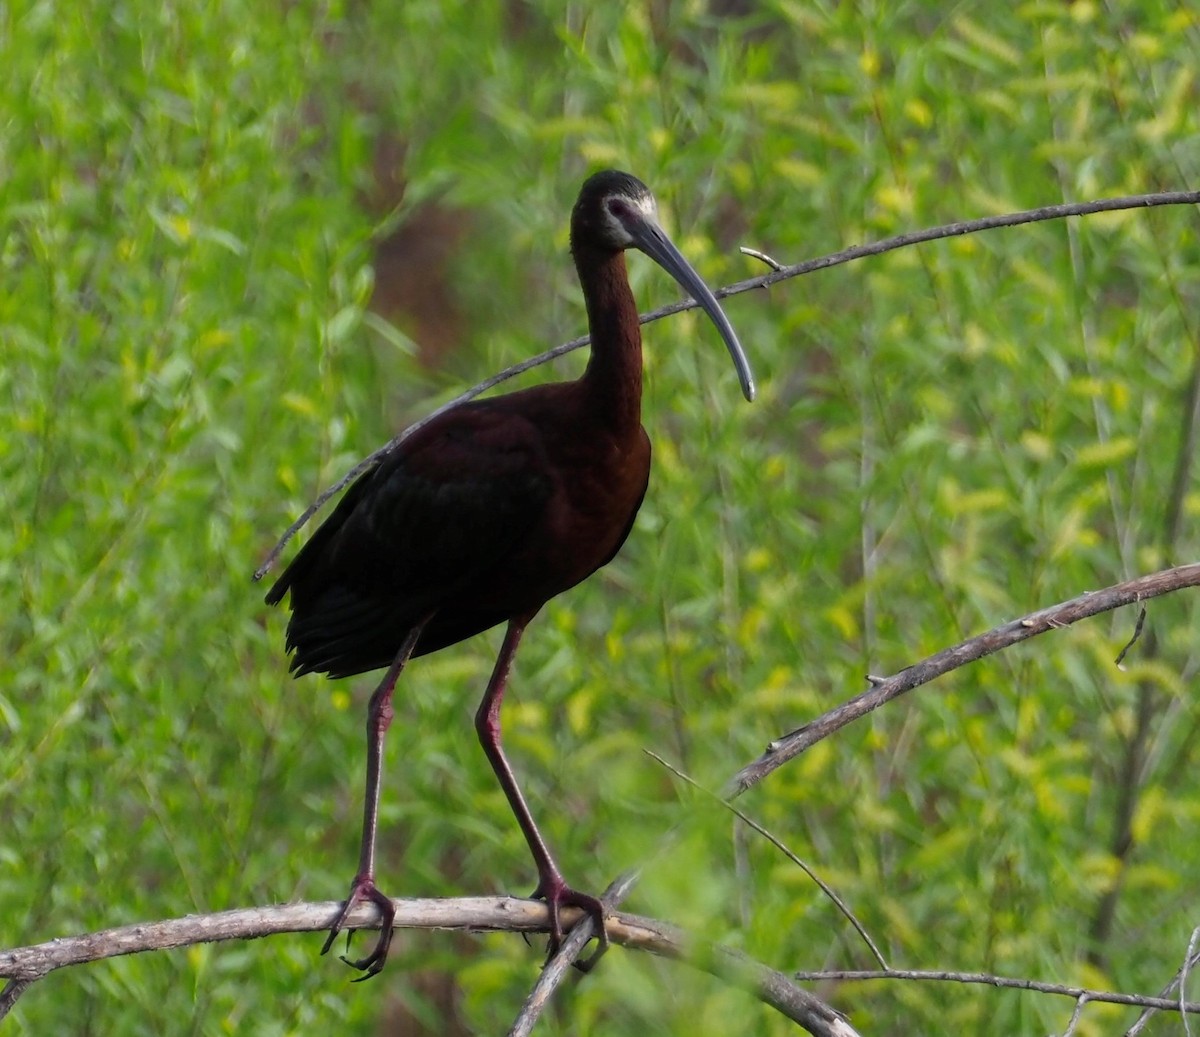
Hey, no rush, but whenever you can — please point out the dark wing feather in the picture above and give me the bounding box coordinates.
[266,404,555,678]
[264,458,381,609]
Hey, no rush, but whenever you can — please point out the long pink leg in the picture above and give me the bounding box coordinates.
[323,618,429,979]
[475,616,609,964]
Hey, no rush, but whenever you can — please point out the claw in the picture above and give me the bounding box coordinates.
[322,876,396,981]
[534,876,610,971]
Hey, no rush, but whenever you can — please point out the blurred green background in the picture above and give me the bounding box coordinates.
[3,1,1199,1033]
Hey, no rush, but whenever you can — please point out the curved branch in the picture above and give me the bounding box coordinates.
[647,750,887,970]
[508,563,1200,1030]
[254,191,1200,579]
[727,563,1200,796]
[0,896,852,1035]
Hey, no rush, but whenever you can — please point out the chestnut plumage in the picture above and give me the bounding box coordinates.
[267,169,754,977]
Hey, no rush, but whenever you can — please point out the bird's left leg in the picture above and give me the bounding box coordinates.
[475,616,609,968]
[324,616,430,979]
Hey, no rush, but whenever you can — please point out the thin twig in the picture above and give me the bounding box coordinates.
[1114,601,1147,668]
[791,969,1200,1016]
[1128,927,1200,1036]
[1185,927,1199,1037]
[646,750,887,969]
[714,190,1200,302]
[0,980,31,1020]
[739,245,783,271]
[1061,994,1089,1037]
[508,871,637,1037]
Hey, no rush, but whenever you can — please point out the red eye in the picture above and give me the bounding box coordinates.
[607,198,634,222]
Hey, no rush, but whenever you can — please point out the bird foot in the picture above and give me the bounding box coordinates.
[533,875,610,972]
[321,874,396,981]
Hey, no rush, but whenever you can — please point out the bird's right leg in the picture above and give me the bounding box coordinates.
[323,616,430,980]
[475,616,609,968]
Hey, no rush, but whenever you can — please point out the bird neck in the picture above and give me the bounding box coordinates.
[576,248,643,434]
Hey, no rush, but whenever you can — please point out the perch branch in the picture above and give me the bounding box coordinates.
[9,565,1199,1027]
[0,896,848,1035]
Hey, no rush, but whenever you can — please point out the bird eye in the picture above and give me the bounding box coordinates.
[606,197,634,222]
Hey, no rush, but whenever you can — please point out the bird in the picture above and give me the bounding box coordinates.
[265,169,755,979]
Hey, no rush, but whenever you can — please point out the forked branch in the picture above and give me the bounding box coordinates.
[6,564,1199,1032]
[0,897,853,1036]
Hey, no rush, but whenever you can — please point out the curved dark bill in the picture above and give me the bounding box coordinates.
[628,217,756,402]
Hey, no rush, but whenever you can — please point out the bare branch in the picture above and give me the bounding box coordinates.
[508,871,637,1037]
[739,245,783,271]
[646,750,887,970]
[0,898,535,984]
[795,968,1200,1018]
[715,190,1200,303]
[254,191,1200,579]
[1061,994,1089,1037]
[0,980,32,1020]
[504,866,857,1037]
[1126,926,1200,1036]
[1114,601,1148,668]
[727,563,1200,797]
[0,896,850,1034]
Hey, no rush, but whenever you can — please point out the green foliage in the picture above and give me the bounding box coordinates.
[3,1,1199,1033]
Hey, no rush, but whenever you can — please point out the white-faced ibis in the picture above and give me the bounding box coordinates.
[266,170,755,978]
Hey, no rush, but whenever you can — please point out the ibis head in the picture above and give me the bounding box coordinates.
[571,170,756,403]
